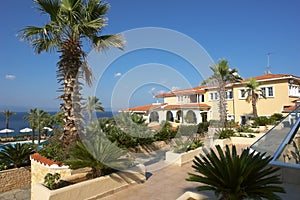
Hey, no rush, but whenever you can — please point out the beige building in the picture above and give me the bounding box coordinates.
[126,74,300,125]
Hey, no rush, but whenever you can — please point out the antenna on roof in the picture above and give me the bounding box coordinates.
[265,52,272,74]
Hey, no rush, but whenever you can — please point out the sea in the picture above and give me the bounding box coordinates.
[0,111,116,138]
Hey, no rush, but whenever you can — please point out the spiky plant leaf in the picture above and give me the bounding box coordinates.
[187,145,285,199]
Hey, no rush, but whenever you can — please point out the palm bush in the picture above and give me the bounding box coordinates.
[0,143,34,168]
[217,128,235,139]
[187,145,285,200]
[65,133,133,178]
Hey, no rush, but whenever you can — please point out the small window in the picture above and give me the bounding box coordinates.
[261,87,266,97]
[268,87,273,97]
[239,89,246,99]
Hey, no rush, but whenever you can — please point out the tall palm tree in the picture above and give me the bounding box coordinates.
[36,110,51,145]
[24,109,38,144]
[1,110,16,129]
[202,59,241,127]
[83,96,104,121]
[243,78,266,118]
[20,0,124,149]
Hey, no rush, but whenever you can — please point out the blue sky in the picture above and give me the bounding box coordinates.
[0,0,300,112]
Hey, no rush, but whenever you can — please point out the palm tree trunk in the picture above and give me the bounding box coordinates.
[252,96,258,118]
[219,82,227,127]
[5,117,9,129]
[32,128,35,144]
[58,38,84,149]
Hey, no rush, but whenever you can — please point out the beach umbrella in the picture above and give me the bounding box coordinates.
[0,128,14,138]
[20,127,32,133]
[43,127,53,132]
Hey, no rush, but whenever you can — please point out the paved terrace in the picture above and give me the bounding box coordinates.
[0,160,298,200]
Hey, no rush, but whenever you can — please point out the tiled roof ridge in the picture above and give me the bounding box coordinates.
[30,152,63,167]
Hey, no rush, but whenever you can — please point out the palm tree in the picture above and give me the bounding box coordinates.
[187,145,285,200]
[0,143,34,168]
[1,110,16,129]
[83,96,104,121]
[24,109,38,144]
[36,110,51,145]
[20,0,124,149]
[202,59,241,127]
[243,78,266,118]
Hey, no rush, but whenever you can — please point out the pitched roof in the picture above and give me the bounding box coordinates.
[155,86,206,98]
[243,74,300,82]
[164,103,210,109]
[126,103,165,112]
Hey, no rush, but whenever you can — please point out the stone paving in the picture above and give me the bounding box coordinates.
[0,186,30,200]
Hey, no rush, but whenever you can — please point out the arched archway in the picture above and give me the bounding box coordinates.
[185,110,196,124]
[149,111,159,122]
[176,110,182,122]
[166,111,174,122]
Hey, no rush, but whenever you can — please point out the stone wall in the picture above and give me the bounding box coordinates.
[0,167,31,192]
[30,153,71,200]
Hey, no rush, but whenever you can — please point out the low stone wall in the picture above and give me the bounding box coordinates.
[32,164,146,200]
[165,147,203,166]
[0,167,31,192]
[30,153,71,200]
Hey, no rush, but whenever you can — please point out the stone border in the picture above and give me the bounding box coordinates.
[32,164,146,200]
[165,147,203,166]
[0,167,31,193]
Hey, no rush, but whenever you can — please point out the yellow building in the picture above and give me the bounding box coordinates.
[127,74,300,125]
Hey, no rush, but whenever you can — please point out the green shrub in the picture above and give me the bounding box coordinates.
[236,125,256,133]
[44,173,61,190]
[38,137,65,162]
[154,121,177,141]
[217,129,235,139]
[270,113,283,124]
[197,122,210,134]
[252,116,270,126]
[177,125,198,137]
[187,139,203,151]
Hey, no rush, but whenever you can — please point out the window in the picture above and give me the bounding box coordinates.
[226,90,233,100]
[209,92,219,101]
[239,89,246,99]
[201,94,205,102]
[260,86,274,98]
[288,84,300,97]
[267,87,273,97]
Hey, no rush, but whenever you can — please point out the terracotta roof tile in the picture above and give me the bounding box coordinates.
[126,103,165,112]
[283,105,296,112]
[30,153,63,167]
[164,103,210,109]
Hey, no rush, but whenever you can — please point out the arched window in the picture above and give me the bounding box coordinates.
[149,111,159,122]
[166,111,174,122]
[186,110,196,124]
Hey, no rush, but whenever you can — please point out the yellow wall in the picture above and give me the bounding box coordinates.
[163,96,178,104]
[228,80,292,122]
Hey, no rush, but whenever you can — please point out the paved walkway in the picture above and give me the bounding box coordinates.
[0,186,30,200]
[99,161,214,200]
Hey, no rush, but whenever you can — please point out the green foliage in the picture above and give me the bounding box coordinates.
[65,132,132,178]
[270,113,283,124]
[187,139,203,151]
[216,128,235,139]
[252,116,269,126]
[44,173,61,190]
[154,121,177,141]
[236,125,257,133]
[38,135,65,162]
[197,122,210,134]
[177,125,198,137]
[187,145,286,200]
[0,163,8,171]
[0,143,34,168]
[172,139,191,153]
